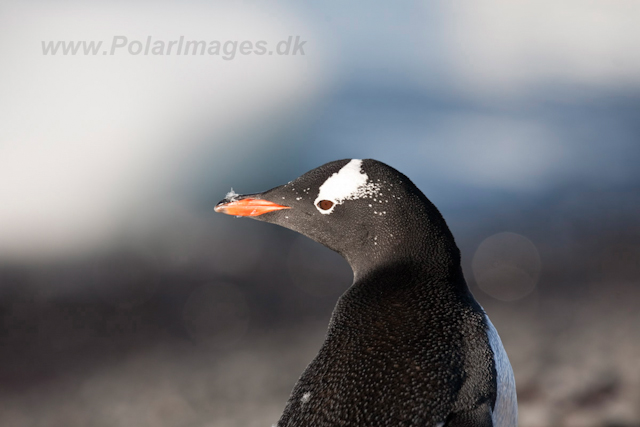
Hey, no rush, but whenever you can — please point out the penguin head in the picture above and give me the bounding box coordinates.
[215,159,459,277]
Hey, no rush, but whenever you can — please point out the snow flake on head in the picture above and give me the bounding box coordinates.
[314,159,381,214]
[301,392,311,403]
[225,188,240,202]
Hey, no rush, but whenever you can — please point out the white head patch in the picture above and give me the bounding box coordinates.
[314,159,380,214]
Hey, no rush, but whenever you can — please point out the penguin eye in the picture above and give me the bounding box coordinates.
[317,200,334,210]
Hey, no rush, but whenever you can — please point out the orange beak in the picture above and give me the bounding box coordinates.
[214,198,291,217]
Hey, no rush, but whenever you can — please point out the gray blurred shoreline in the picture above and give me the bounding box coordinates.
[1,189,639,426]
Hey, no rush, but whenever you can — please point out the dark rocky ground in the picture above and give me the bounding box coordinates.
[1,274,638,427]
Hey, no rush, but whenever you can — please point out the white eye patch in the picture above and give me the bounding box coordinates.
[314,159,380,214]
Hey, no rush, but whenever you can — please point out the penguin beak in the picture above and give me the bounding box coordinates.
[215,197,291,217]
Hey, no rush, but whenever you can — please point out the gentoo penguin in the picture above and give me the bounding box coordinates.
[215,159,517,427]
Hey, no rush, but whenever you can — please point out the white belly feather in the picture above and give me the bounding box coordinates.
[484,314,518,426]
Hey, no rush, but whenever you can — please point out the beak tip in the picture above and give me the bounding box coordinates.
[215,197,238,214]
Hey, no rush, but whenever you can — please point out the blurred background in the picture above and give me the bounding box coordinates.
[1,1,639,426]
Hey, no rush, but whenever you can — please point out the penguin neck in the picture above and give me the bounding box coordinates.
[346,228,464,289]
[342,191,463,287]
[334,249,471,335]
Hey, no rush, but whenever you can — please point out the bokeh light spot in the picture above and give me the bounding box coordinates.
[472,232,541,301]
